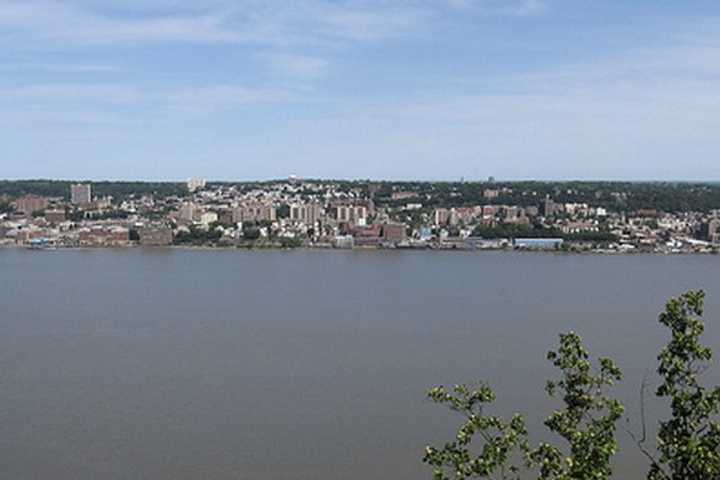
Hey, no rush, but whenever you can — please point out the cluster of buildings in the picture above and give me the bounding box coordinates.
[166,179,403,248]
[3,183,140,248]
[1,178,719,253]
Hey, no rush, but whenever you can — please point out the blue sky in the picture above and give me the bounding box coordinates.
[2,0,720,181]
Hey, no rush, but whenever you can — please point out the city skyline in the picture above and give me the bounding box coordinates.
[3,1,720,181]
[3,177,720,254]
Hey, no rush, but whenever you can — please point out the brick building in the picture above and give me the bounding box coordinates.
[138,225,174,246]
[14,195,48,214]
[78,226,129,247]
[382,223,407,243]
[233,202,277,223]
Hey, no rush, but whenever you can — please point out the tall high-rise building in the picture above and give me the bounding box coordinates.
[232,202,277,223]
[434,208,450,226]
[335,205,367,226]
[71,184,92,205]
[178,202,197,222]
[289,202,323,225]
[541,195,557,217]
[700,218,720,244]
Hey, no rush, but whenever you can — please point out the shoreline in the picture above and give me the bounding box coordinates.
[2,243,718,255]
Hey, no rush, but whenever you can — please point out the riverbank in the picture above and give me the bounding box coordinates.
[2,242,719,255]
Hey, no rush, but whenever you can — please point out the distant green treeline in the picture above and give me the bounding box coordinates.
[0,180,186,200]
[2,180,720,213]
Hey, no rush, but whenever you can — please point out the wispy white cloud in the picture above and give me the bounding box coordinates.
[0,1,247,46]
[260,53,329,79]
[0,84,144,104]
[445,0,472,9]
[0,0,544,88]
[0,0,430,48]
[0,83,299,113]
[499,0,546,16]
[309,5,429,41]
[285,28,720,179]
[445,0,546,16]
[0,62,122,73]
[162,85,299,113]
[5,0,720,181]
[0,0,542,51]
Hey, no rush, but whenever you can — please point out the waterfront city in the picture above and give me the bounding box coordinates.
[1,178,719,254]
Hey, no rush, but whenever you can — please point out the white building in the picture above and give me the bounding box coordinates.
[199,212,218,226]
[187,178,207,192]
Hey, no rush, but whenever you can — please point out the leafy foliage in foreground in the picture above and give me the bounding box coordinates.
[530,333,623,480]
[424,290,720,480]
[423,383,529,480]
[425,333,623,479]
[649,291,720,480]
